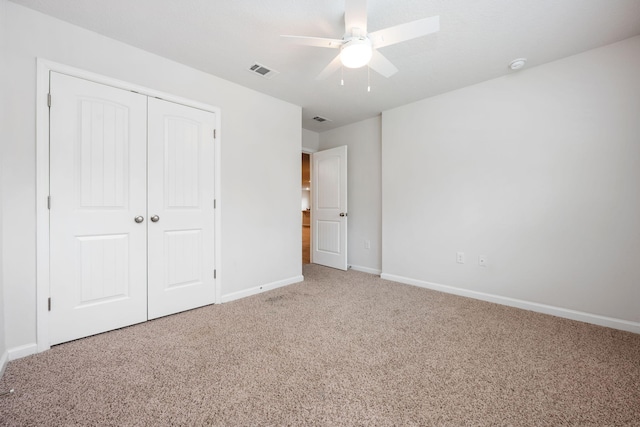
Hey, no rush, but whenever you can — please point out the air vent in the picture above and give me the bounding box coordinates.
[247,63,279,79]
[312,116,332,123]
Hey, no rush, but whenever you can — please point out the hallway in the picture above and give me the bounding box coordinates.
[302,226,310,264]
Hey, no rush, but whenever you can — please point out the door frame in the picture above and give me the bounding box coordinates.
[301,148,316,264]
[35,59,222,352]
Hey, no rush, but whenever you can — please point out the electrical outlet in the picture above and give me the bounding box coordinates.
[456,252,465,264]
[365,240,371,250]
[478,256,487,267]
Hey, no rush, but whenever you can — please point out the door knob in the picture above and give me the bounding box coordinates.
[134,216,144,223]
[151,215,160,222]
[339,212,347,217]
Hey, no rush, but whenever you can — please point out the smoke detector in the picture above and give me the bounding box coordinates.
[509,58,527,70]
[312,116,332,123]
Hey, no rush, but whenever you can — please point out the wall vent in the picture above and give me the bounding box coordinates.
[312,116,332,123]
[247,63,279,79]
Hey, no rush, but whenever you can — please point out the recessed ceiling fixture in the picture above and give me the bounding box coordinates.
[247,62,280,79]
[509,58,527,70]
[281,0,440,81]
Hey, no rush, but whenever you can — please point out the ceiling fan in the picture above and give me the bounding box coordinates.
[281,0,440,80]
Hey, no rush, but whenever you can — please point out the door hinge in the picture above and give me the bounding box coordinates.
[213,199,217,209]
[214,269,217,279]
[48,297,51,311]
[213,129,217,139]
[47,195,51,210]
[47,93,51,108]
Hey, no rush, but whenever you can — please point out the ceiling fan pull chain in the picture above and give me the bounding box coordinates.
[341,64,345,86]
[367,65,371,92]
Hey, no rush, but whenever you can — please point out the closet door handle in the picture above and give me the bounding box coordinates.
[134,216,144,223]
[150,215,160,222]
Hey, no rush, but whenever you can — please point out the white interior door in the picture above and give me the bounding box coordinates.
[49,72,148,345]
[147,98,216,319]
[312,146,348,270]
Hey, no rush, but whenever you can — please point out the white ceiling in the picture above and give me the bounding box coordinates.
[10,0,640,132]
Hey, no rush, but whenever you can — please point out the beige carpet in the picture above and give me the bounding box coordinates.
[1,265,639,426]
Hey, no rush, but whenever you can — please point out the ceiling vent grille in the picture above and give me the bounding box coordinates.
[247,63,279,79]
[312,116,332,123]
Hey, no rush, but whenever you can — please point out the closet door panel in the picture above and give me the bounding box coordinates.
[147,98,216,319]
[49,72,148,345]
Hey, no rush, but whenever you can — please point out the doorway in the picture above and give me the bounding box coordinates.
[36,60,221,351]
[302,153,311,264]
[48,72,217,345]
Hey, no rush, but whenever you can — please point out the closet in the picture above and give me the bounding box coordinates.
[48,72,216,345]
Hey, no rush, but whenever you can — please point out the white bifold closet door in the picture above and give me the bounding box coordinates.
[49,72,216,345]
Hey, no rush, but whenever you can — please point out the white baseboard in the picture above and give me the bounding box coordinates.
[221,275,304,303]
[381,273,640,334]
[8,343,38,361]
[349,265,382,275]
[0,350,8,378]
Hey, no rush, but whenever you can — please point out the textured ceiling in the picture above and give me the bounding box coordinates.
[10,0,640,132]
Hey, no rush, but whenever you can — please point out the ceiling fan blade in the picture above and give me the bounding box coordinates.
[345,0,368,34]
[368,50,398,78]
[369,15,440,49]
[316,54,343,80]
[281,35,343,48]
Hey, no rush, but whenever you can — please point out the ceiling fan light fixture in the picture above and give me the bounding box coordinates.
[340,38,372,68]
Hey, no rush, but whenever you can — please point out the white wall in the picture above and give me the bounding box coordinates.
[301,190,310,211]
[302,128,320,152]
[1,1,302,355]
[319,117,382,274]
[382,36,640,331]
[0,0,7,373]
